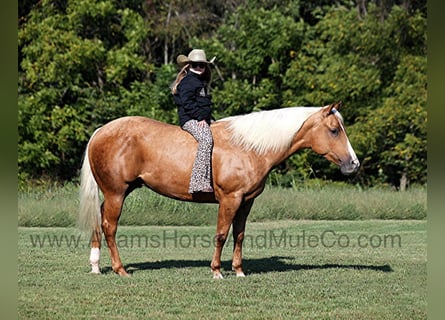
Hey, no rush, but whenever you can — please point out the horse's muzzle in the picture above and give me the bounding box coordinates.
[340,158,360,175]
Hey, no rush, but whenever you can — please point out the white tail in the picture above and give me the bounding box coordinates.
[78,132,101,235]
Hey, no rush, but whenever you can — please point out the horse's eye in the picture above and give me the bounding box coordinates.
[330,128,339,137]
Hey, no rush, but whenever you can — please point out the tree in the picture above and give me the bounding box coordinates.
[142,0,235,65]
[279,4,426,187]
[350,54,427,188]
[19,0,151,180]
[195,4,305,117]
[18,0,427,188]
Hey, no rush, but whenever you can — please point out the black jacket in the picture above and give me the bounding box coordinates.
[174,71,212,127]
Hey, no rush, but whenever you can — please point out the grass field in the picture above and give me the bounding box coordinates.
[18,183,427,227]
[18,220,426,319]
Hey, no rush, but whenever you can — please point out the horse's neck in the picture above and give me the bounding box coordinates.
[212,120,312,169]
[269,124,313,166]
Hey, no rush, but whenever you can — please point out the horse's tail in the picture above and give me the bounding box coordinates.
[78,130,101,235]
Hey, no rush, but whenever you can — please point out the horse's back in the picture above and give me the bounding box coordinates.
[98,116,178,135]
[92,116,188,147]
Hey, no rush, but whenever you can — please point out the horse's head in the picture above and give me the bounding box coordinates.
[307,102,360,175]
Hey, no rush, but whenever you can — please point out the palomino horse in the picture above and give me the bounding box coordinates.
[79,102,359,278]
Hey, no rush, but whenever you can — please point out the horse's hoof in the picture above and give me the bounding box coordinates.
[118,270,131,277]
[90,265,101,274]
[236,272,246,277]
[213,272,224,279]
[114,267,130,277]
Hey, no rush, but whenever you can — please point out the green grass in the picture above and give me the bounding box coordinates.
[18,220,426,319]
[18,184,427,227]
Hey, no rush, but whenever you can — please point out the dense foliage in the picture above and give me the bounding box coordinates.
[18,0,426,189]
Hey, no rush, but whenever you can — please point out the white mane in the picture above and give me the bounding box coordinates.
[218,107,322,154]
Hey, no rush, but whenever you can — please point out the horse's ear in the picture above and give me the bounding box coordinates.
[334,101,342,110]
[323,103,336,117]
[323,101,342,117]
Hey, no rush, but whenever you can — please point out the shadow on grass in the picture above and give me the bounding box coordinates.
[101,256,393,275]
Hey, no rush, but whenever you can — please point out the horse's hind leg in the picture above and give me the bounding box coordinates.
[232,199,254,277]
[89,225,102,274]
[101,193,128,276]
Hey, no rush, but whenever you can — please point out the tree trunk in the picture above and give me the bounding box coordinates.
[164,3,172,65]
[400,172,408,192]
[357,0,367,18]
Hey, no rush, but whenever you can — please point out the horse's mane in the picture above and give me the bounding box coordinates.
[218,107,322,154]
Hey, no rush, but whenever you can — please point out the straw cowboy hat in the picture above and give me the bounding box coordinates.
[177,49,216,67]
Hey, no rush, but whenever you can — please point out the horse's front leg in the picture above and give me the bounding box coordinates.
[232,199,254,277]
[211,195,242,279]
